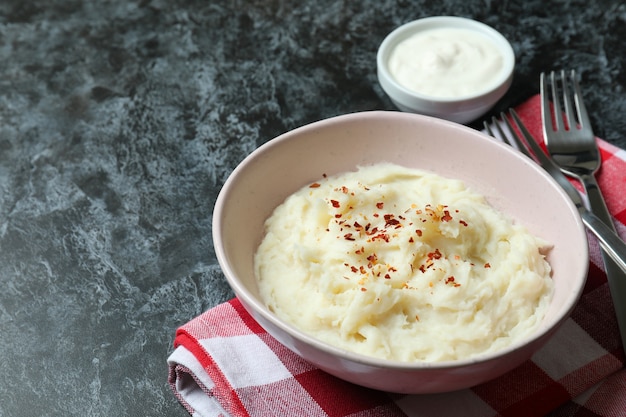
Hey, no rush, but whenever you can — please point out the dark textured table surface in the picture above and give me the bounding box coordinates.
[2,1,626,416]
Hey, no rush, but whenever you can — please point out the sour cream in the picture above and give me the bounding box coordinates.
[388,27,504,98]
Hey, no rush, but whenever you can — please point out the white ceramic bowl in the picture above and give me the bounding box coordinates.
[377,16,515,124]
[213,111,588,394]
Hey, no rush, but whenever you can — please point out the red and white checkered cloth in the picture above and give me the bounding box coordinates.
[167,95,626,417]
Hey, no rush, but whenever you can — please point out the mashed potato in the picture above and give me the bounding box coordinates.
[254,163,553,362]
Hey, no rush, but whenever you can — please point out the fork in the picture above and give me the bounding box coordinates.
[541,70,614,227]
[541,70,600,191]
[541,70,618,223]
[483,110,626,274]
[541,70,626,346]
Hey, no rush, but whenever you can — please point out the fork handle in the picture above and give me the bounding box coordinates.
[580,173,626,350]
[581,173,616,229]
[580,210,626,274]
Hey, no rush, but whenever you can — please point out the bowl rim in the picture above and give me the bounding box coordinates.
[213,110,588,371]
[377,16,516,104]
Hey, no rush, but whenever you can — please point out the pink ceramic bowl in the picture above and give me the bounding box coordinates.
[212,111,588,394]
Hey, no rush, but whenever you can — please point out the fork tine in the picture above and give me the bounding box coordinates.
[560,70,577,130]
[483,119,495,137]
[508,109,545,158]
[483,116,506,143]
[549,71,564,131]
[498,112,533,158]
[483,117,506,145]
[541,73,553,135]
[570,69,592,130]
[484,116,529,158]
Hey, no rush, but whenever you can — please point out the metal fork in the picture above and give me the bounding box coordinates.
[483,110,626,274]
[541,70,626,347]
[541,71,615,225]
[541,70,599,187]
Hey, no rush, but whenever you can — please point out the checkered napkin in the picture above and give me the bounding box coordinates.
[167,95,626,417]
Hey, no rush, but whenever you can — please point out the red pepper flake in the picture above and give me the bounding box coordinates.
[376,202,384,209]
[442,210,453,222]
[355,246,365,255]
[335,214,342,218]
[331,200,340,208]
[409,237,414,243]
[344,233,355,241]
[351,266,358,273]
[367,226,379,235]
[340,186,349,194]
[360,287,367,292]
[428,249,442,260]
[371,233,390,242]
[459,220,468,227]
[359,265,367,274]
[484,263,491,268]
[416,229,423,237]
[309,182,321,188]
[384,214,401,228]
[445,276,461,287]
[417,250,441,274]
[367,253,378,263]
[354,221,362,229]
[384,273,391,279]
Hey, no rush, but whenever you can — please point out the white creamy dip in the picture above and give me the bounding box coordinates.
[255,163,553,362]
[388,27,504,98]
